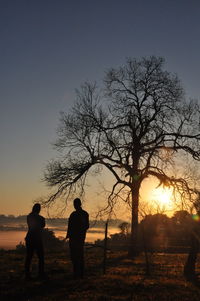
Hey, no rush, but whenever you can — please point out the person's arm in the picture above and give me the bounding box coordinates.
[42,217,46,228]
[27,215,30,228]
[66,215,72,239]
[85,212,89,230]
[40,216,45,228]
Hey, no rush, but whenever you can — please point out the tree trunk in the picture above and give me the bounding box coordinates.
[129,183,140,257]
[103,221,108,274]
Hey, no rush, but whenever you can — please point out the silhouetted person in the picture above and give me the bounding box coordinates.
[66,198,89,279]
[184,212,200,281]
[25,203,45,280]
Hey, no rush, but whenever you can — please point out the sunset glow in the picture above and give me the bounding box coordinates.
[151,186,174,207]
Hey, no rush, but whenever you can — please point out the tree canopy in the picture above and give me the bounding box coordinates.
[44,56,200,253]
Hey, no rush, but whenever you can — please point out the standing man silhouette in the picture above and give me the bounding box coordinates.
[184,211,200,281]
[66,198,89,279]
[25,203,46,280]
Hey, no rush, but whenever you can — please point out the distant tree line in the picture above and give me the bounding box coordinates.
[95,210,197,253]
[0,215,125,229]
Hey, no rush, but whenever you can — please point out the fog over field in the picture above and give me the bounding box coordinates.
[0,215,122,249]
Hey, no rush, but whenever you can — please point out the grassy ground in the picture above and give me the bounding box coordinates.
[1,247,200,301]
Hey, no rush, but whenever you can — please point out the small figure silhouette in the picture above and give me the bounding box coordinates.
[184,213,200,281]
[66,198,89,279]
[25,203,46,280]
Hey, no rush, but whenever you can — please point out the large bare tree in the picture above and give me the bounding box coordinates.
[44,56,200,255]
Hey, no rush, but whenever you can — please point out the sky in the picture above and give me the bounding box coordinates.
[0,0,200,217]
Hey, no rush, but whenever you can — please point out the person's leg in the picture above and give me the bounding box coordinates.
[69,240,80,279]
[36,242,45,277]
[78,243,84,278]
[73,241,84,279]
[184,236,199,280]
[25,242,34,279]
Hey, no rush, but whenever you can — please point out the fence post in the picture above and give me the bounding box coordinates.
[103,220,108,274]
[142,223,150,276]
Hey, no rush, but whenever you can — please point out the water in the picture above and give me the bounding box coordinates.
[0,227,120,250]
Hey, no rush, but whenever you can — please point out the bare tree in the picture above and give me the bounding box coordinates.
[118,222,130,235]
[44,56,200,255]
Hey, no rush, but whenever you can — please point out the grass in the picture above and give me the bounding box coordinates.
[1,247,200,300]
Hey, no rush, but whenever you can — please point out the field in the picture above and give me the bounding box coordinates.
[1,247,200,301]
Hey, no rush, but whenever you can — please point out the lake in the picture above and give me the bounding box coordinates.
[0,227,120,250]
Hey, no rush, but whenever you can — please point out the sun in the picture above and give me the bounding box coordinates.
[151,186,173,206]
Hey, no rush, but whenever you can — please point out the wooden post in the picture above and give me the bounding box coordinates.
[142,223,150,276]
[103,220,108,274]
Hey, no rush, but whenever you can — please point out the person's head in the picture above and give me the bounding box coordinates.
[73,198,82,210]
[32,203,41,214]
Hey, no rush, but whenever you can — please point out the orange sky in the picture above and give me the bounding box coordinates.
[0,170,179,220]
[1,1,200,219]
